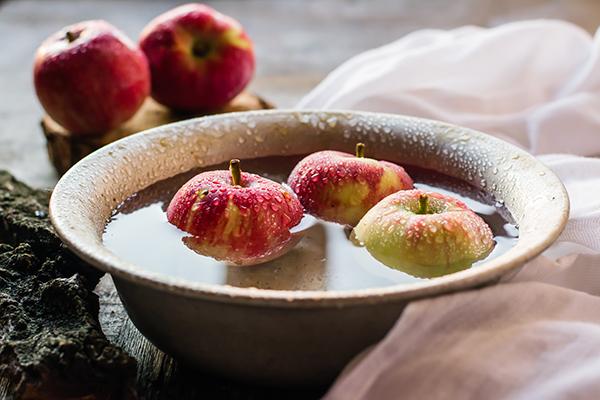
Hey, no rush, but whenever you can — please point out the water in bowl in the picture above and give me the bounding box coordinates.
[103,155,518,291]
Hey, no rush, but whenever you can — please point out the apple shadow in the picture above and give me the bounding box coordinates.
[225,223,327,291]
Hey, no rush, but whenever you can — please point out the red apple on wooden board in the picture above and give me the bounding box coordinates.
[167,160,304,265]
[34,20,150,136]
[354,190,495,277]
[287,143,414,226]
[140,3,255,112]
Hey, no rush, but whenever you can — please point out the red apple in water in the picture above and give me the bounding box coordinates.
[167,160,304,265]
[34,20,150,135]
[354,190,495,277]
[139,4,255,111]
[287,143,414,226]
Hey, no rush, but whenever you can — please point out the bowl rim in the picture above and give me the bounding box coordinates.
[50,109,570,307]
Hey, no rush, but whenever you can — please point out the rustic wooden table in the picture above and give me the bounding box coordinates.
[1,0,599,398]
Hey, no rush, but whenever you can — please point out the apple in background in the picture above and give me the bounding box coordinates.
[34,20,150,135]
[287,143,414,226]
[354,190,495,278]
[140,4,255,111]
[167,159,304,265]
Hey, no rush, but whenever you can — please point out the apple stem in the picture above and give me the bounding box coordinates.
[192,40,212,58]
[65,31,78,43]
[356,142,365,158]
[230,159,242,186]
[417,194,429,214]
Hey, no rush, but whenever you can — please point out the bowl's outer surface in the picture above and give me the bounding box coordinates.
[50,110,569,384]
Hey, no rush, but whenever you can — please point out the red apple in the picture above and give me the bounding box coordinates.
[167,159,304,265]
[354,190,495,277]
[139,4,255,111]
[288,143,414,226]
[34,20,150,135]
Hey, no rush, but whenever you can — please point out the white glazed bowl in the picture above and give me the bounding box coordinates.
[50,110,569,385]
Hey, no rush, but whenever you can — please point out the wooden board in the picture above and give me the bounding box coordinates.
[42,92,273,175]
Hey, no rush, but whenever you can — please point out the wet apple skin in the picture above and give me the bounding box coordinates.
[167,170,303,264]
[354,189,495,277]
[287,150,414,226]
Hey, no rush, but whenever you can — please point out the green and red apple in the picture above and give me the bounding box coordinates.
[167,159,304,265]
[287,143,414,226]
[354,189,495,277]
[34,20,150,135]
[140,4,255,111]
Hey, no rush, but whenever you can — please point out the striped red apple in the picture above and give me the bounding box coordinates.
[167,160,303,265]
[140,4,255,111]
[287,143,414,226]
[34,20,150,135]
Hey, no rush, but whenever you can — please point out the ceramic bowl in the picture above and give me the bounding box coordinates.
[50,110,569,385]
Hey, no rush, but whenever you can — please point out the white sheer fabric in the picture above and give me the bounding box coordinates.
[298,20,600,399]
